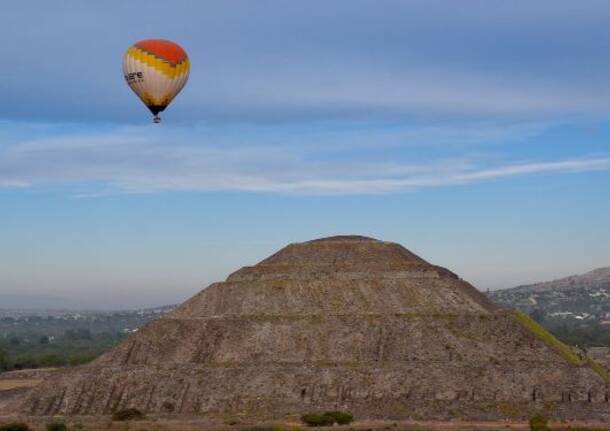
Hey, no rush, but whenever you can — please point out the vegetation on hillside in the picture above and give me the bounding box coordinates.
[512,310,582,365]
[512,310,610,383]
[550,322,610,348]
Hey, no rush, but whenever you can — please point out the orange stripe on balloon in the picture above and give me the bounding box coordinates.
[134,39,188,65]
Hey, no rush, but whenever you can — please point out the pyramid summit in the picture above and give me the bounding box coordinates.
[172,235,497,320]
[17,236,610,420]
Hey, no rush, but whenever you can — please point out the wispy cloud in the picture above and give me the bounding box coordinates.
[1,124,608,195]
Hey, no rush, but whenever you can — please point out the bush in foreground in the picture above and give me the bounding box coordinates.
[46,421,67,431]
[112,407,146,421]
[242,426,302,431]
[529,415,550,431]
[301,411,353,427]
[0,423,31,431]
[323,411,353,425]
[301,413,335,427]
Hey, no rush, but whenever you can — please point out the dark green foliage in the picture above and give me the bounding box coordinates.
[0,423,32,431]
[64,329,92,341]
[301,411,353,427]
[68,352,98,366]
[242,426,302,431]
[529,415,550,431]
[323,411,353,425]
[301,413,335,427]
[0,309,165,372]
[0,346,9,371]
[112,407,145,421]
[46,421,67,431]
[39,353,63,367]
[0,331,124,372]
[552,322,610,349]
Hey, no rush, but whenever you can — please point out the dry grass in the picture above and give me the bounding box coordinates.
[0,380,42,391]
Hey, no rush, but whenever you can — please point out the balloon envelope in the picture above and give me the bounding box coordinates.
[123,39,190,122]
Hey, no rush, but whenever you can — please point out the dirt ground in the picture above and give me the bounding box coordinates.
[0,379,43,391]
[0,417,608,431]
[0,368,58,415]
[1,370,608,431]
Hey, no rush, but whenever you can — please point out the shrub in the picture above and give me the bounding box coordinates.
[0,347,10,371]
[241,426,275,431]
[46,422,67,431]
[323,411,353,425]
[112,407,146,421]
[301,413,335,427]
[0,423,32,431]
[529,415,550,431]
[241,425,304,431]
[302,411,354,427]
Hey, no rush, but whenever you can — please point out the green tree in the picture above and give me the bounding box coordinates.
[0,346,10,371]
[529,415,549,431]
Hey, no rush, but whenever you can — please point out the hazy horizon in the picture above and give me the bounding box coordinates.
[2,1,610,309]
[1,239,607,311]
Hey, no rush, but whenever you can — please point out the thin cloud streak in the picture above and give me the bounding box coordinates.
[1,127,608,195]
[259,157,610,194]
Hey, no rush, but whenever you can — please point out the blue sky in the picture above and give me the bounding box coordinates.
[1,1,610,308]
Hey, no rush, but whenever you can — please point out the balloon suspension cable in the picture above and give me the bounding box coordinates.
[153,114,161,124]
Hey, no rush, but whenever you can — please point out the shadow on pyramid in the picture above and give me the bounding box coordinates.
[17,236,610,420]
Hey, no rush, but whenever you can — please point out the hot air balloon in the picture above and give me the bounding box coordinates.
[123,39,190,123]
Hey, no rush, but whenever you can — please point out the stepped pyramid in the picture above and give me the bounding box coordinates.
[19,236,609,420]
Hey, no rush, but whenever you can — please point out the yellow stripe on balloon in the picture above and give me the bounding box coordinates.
[126,46,190,80]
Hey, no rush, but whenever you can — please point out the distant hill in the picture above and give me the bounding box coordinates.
[488,267,610,324]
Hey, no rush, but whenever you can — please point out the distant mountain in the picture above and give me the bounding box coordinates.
[488,267,610,322]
